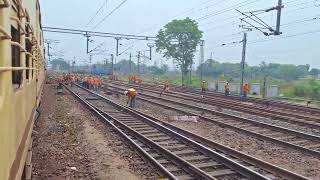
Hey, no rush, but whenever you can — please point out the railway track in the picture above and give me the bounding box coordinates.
[107,81,320,132]
[66,84,309,180]
[170,85,320,116]
[104,83,320,158]
[110,81,320,126]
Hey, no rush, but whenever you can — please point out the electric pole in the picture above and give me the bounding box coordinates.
[46,41,51,62]
[86,32,91,54]
[200,40,205,81]
[137,51,141,75]
[147,43,154,60]
[111,54,114,76]
[240,32,247,96]
[115,37,121,56]
[129,53,132,74]
[275,0,283,35]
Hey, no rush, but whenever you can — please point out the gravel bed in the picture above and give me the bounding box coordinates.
[138,89,320,136]
[103,89,320,179]
[32,84,159,179]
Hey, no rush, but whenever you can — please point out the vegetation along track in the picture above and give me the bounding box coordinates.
[104,82,320,158]
[111,80,320,127]
[65,84,309,180]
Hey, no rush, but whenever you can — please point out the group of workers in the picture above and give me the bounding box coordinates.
[224,82,250,98]
[81,76,102,90]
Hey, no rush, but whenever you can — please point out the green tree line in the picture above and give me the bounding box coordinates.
[197,59,319,81]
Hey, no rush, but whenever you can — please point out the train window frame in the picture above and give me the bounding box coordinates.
[25,13,32,83]
[11,25,23,89]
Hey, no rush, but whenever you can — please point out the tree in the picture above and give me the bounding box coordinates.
[156,18,203,85]
[310,68,320,78]
[50,58,70,71]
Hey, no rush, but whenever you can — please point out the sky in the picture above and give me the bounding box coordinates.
[40,0,320,69]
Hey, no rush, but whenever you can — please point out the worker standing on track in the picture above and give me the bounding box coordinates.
[224,82,230,96]
[70,75,75,87]
[160,80,169,96]
[124,88,137,108]
[242,83,250,98]
[201,80,208,98]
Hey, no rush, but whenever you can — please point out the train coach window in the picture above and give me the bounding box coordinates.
[11,26,22,88]
[25,39,32,81]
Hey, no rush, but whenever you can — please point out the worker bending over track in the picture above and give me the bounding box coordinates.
[201,80,208,98]
[160,80,170,96]
[125,88,137,108]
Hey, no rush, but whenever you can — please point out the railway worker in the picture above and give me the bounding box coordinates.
[224,82,230,96]
[242,83,250,98]
[124,88,137,108]
[70,75,75,87]
[82,76,87,88]
[86,76,92,89]
[160,80,170,97]
[94,77,100,91]
[201,80,208,98]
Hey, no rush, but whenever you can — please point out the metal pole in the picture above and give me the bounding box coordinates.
[275,0,283,35]
[86,32,90,54]
[111,54,114,76]
[129,53,132,74]
[137,51,140,75]
[200,40,205,81]
[149,46,152,60]
[240,32,247,96]
[46,42,50,62]
[116,37,120,56]
[263,75,267,98]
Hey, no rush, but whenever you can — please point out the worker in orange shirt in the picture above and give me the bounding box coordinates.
[224,82,230,96]
[242,83,250,98]
[70,75,75,87]
[201,80,208,98]
[124,88,137,108]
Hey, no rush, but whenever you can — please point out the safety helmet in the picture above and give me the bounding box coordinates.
[124,91,128,95]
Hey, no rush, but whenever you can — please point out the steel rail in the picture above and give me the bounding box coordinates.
[67,84,272,180]
[109,80,320,124]
[105,85,320,157]
[133,109,310,180]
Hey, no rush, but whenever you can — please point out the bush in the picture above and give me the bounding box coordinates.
[284,79,320,100]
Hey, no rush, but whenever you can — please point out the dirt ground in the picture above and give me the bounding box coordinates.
[31,84,159,180]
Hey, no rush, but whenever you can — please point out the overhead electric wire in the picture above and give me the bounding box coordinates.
[85,0,107,27]
[42,26,156,39]
[43,29,156,41]
[92,0,128,30]
[196,0,263,21]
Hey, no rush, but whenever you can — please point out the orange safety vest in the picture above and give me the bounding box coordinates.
[243,85,249,92]
[128,88,137,97]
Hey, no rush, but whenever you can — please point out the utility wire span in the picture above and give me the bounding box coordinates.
[85,0,108,27]
[92,0,128,30]
[196,0,263,21]
[249,28,320,44]
[42,27,156,39]
[43,29,155,41]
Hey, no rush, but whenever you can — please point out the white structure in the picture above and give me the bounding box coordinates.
[208,81,216,91]
[217,81,225,92]
[230,83,240,94]
[266,85,279,98]
[250,83,261,95]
